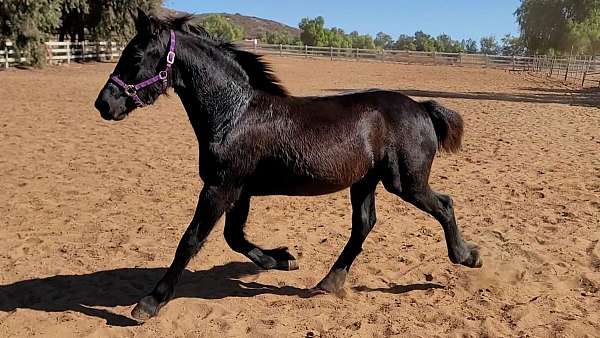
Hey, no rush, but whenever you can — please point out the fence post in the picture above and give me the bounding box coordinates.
[381,49,385,62]
[564,56,571,81]
[66,41,71,64]
[305,45,308,58]
[279,44,283,56]
[458,53,463,65]
[330,46,333,61]
[582,56,591,87]
[3,43,8,69]
[355,48,359,61]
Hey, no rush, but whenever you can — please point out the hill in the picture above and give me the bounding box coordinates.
[195,13,300,39]
[160,9,301,40]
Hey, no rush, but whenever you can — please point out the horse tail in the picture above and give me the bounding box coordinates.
[421,100,464,153]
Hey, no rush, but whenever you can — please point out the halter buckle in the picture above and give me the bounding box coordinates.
[124,85,137,97]
[159,70,168,80]
[166,51,176,65]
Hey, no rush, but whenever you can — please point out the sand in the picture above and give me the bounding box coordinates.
[0,57,599,337]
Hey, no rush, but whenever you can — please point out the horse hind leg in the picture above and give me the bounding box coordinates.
[315,174,379,296]
[383,168,482,268]
[224,196,298,271]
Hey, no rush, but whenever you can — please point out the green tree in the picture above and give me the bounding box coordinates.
[258,31,301,45]
[0,0,63,66]
[349,31,375,49]
[299,16,326,46]
[480,36,500,55]
[462,38,478,53]
[200,15,245,42]
[435,34,466,52]
[394,34,416,50]
[0,0,162,66]
[88,0,163,41]
[568,9,600,54]
[501,34,527,55]
[374,32,393,49]
[414,31,436,51]
[323,27,352,48]
[515,0,600,54]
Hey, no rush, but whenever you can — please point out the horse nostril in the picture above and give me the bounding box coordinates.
[95,98,110,114]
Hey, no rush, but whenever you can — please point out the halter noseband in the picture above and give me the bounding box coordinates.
[109,30,176,107]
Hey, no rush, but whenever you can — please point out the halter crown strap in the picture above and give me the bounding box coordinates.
[109,30,176,107]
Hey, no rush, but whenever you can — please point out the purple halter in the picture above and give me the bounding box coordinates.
[110,30,176,107]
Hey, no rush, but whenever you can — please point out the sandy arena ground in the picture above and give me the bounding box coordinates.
[0,56,599,338]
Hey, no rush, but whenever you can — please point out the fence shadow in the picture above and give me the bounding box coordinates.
[0,262,305,327]
[324,87,600,108]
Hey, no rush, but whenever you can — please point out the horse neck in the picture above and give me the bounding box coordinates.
[171,35,254,143]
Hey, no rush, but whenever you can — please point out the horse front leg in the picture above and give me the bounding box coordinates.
[131,185,241,320]
[224,195,298,271]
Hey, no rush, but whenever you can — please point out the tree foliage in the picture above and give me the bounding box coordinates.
[0,0,63,65]
[501,34,527,55]
[480,36,500,55]
[258,31,301,45]
[516,0,600,54]
[462,38,479,53]
[394,34,416,50]
[0,0,162,66]
[200,15,245,42]
[298,16,374,49]
[374,32,393,49]
[568,8,600,54]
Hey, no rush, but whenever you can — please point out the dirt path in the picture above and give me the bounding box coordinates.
[0,57,599,337]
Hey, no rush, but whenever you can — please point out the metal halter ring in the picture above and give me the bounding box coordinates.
[166,51,176,64]
[124,85,137,97]
[159,71,168,80]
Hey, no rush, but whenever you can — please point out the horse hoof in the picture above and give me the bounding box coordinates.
[315,269,348,298]
[461,242,483,268]
[280,259,299,271]
[262,247,299,271]
[131,296,162,321]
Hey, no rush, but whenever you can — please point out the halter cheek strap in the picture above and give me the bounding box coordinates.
[109,30,176,107]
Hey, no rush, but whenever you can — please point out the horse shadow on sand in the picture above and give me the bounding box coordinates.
[0,261,444,327]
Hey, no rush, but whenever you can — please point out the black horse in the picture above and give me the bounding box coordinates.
[95,10,482,320]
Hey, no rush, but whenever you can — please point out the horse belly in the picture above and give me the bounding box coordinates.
[247,154,372,197]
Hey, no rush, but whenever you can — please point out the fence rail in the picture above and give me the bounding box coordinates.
[236,42,600,87]
[2,40,599,87]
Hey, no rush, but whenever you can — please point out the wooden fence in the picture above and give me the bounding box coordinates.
[0,40,125,67]
[238,42,600,87]
[2,40,599,87]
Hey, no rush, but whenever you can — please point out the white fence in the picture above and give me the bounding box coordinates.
[0,40,125,68]
[2,40,599,87]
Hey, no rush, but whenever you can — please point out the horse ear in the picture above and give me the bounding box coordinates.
[134,8,151,35]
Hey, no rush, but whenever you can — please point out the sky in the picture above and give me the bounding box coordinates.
[165,0,522,42]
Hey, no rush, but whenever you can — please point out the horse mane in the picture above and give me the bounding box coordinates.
[155,13,290,97]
